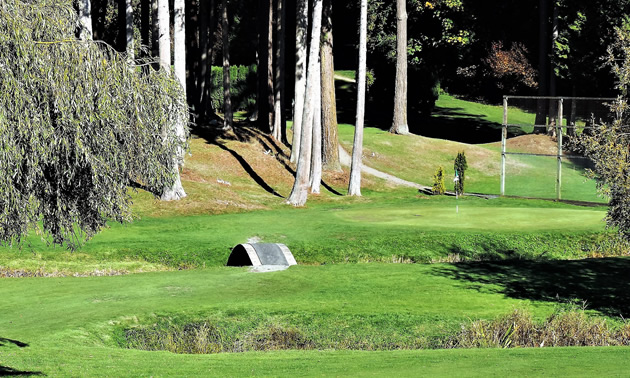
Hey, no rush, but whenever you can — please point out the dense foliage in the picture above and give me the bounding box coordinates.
[0,0,188,248]
[453,151,467,194]
[579,25,630,240]
[209,65,257,113]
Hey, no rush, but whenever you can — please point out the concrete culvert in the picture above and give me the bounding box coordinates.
[227,243,297,272]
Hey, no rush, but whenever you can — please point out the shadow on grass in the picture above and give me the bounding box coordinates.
[192,123,343,197]
[421,106,527,144]
[432,257,630,318]
[0,338,44,376]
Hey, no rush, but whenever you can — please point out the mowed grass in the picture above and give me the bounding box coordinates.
[3,261,630,376]
[0,196,611,273]
[337,123,604,203]
[1,92,625,375]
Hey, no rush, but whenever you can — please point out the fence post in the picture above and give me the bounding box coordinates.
[556,98,563,201]
[501,96,508,196]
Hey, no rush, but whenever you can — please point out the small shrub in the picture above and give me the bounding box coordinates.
[432,166,446,195]
[454,151,468,194]
[447,307,630,349]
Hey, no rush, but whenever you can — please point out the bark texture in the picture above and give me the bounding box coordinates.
[141,0,150,49]
[310,52,322,194]
[77,0,93,40]
[291,0,309,163]
[158,0,171,72]
[535,0,550,133]
[320,0,341,172]
[348,0,368,197]
[125,0,134,60]
[158,0,187,201]
[174,0,186,95]
[287,0,323,206]
[390,0,409,135]
[196,0,214,121]
[222,0,233,130]
[257,0,273,132]
[273,0,286,142]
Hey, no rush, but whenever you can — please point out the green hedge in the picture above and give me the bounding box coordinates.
[211,65,257,113]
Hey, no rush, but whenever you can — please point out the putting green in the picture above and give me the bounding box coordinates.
[335,206,606,232]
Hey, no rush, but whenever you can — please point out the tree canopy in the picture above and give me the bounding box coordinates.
[0,0,188,249]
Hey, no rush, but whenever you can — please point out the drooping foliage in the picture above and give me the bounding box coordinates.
[0,0,188,248]
[579,25,630,240]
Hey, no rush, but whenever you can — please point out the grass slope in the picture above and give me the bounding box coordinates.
[3,262,630,375]
[0,93,624,375]
[337,122,603,203]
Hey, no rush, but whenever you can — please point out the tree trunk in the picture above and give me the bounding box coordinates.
[92,0,106,40]
[152,0,159,58]
[77,0,93,40]
[535,0,549,133]
[174,0,186,96]
[125,0,134,61]
[287,0,323,206]
[185,0,199,103]
[348,0,368,197]
[290,0,309,163]
[222,0,233,130]
[158,0,171,72]
[273,0,287,143]
[158,0,187,201]
[390,0,409,135]
[311,51,322,194]
[568,84,577,137]
[257,0,272,132]
[266,0,275,131]
[547,0,558,135]
[141,0,150,50]
[320,0,341,172]
[196,0,212,121]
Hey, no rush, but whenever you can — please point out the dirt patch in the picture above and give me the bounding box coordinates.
[490,134,559,155]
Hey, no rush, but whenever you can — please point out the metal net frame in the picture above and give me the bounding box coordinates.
[499,95,616,202]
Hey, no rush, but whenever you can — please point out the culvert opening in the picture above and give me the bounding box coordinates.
[226,243,297,270]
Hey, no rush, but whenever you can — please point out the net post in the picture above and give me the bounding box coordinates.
[501,96,508,196]
[556,98,563,201]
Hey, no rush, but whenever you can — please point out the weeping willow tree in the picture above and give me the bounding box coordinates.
[0,0,189,249]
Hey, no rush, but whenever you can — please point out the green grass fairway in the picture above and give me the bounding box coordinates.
[336,205,604,231]
[3,262,630,376]
[337,124,604,203]
[0,197,610,271]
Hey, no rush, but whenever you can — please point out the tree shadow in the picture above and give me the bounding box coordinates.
[192,124,343,198]
[431,257,630,318]
[0,338,44,376]
[419,106,527,144]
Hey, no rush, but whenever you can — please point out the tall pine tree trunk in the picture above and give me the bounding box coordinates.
[547,0,559,135]
[125,0,134,61]
[273,0,286,142]
[158,0,171,72]
[535,0,550,133]
[257,0,272,132]
[291,0,309,163]
[287,0,323,206]
[222,0,233,130]
[348,0,368,197]
[174,0,186,96]
[390,0,408,135]
[152,0,159,58]
[141,0,150,50]
[311,51,322,194]
[159,0,187,201]
[320,0,341,172]
[77,0,93,40]
[197,0,212,121]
